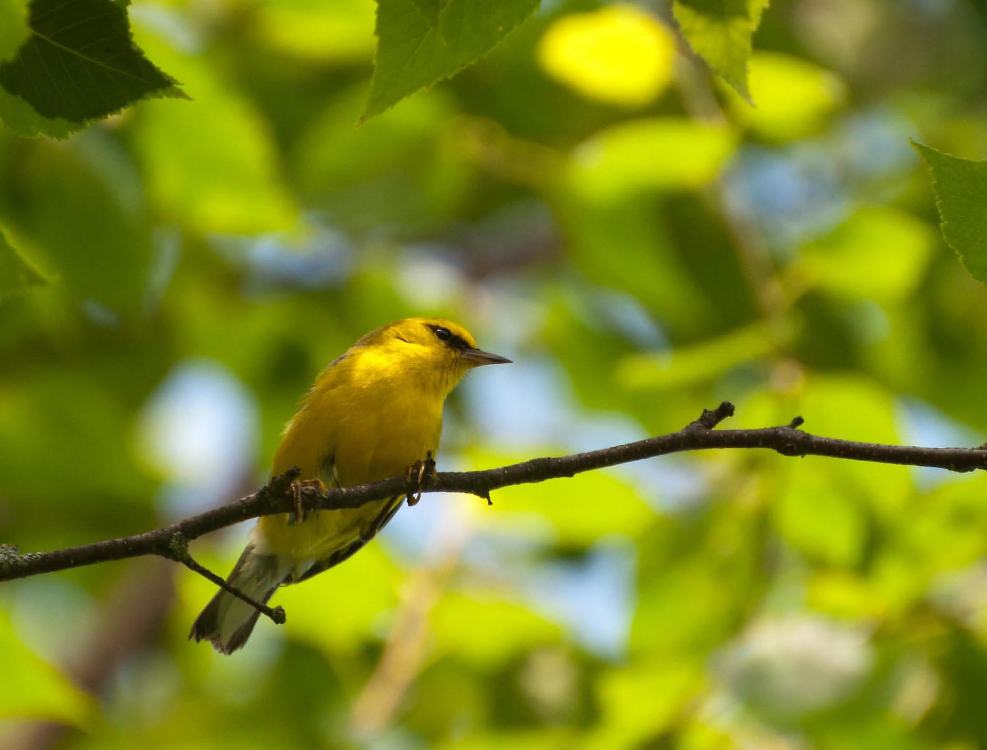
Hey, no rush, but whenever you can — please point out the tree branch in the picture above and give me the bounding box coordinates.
[3,401,987,590]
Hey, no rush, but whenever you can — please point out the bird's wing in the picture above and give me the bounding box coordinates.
[289,494,404,583]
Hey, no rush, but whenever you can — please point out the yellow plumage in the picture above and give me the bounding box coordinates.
[190,317,509,653]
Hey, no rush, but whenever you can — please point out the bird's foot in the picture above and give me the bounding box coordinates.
[289,478,327,524]
[406,452,436,507]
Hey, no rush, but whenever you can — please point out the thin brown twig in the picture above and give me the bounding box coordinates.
[3,402,987,623]
[164,532,286,625]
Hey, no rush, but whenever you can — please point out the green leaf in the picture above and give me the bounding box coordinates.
[798,207,934,301]
[468,448,655,546]
[0,369,156,501]
[0,227,49,301]
[616,319,794,391]
[724,52,845,140]
[293,86,469,234]
[593,659,702,747]
[566,118,737,201]
[555,193,713,335]
[410,0,444,27]
[251,544,401,654]
[130,25,298,235]
[744,375,912,517]
[251,0,376,63]
[0,610,93,723]
[0,85,79,137]
[364,0,539,119]
[914,141,987,286]
[555,119,736,333]
[0,0,27,60]
[431,592,561,667]
[1,137,154,317]
[0,0,183,125]
[775,469,867,566]
[672,0,770,101]
[435,730,578,750]
[0,0,77,137]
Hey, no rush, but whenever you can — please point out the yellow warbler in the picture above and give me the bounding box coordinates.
[190,318,510,653]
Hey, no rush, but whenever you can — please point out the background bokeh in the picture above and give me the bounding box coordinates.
[5,0,987,748]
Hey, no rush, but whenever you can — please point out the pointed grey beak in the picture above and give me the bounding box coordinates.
[461,347,512,366]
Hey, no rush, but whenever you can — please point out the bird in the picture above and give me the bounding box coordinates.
[189,317,511,653]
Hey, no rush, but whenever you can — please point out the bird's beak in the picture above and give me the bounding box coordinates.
[461,347,512,366]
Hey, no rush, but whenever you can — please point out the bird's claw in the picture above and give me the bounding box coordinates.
[406,452,436,507]
[288,478,327,524]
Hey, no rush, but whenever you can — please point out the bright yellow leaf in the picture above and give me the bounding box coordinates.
[726,52,846,140]
[538,5,677,107]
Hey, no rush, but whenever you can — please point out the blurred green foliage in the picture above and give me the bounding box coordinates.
[4,1,987,749]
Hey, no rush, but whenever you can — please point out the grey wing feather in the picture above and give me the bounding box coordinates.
[290,495,405,583]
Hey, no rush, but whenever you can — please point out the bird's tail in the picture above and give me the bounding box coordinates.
[189,544,291,654]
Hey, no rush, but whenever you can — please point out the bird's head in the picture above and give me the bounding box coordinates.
[363,317,511,394]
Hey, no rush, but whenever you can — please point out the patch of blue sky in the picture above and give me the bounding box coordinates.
[724,107,917,254]
[138,360,259,521]
[521,542,636,658]
[212,214,352,294]
[899,398,983,489]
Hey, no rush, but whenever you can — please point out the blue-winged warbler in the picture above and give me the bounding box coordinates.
[190,318,510,653]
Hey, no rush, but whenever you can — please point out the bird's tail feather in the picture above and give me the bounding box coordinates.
[189,544,290,654]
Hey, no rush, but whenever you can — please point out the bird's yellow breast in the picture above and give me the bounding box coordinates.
[256,347,445,560]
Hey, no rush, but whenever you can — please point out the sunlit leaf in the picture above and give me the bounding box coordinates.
[808,571,889,620]
[725,52,845,140]
[253,0,376,63]
[175,543,399,660]
[743,375,912,521]
[798,207,933,301]
[468,448,655,546]
[130,26,297,235]
[567,118,736,201]
[265,544,401,653]
[556,119,735,332]
[0,0,25,60]
[592,659,702,746]
[537,5,676,107]
[435,730,577,750]
[0,610,92,723]
[431,592,561,667]
[364,0,539,119]
[616,319,794,391]
[915,141,987,286]
[0,0,183,124]
[672,0,769,100]
[0,227,49,301]
[775,468,867,566]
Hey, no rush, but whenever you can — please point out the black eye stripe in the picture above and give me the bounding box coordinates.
[427,324,469,350]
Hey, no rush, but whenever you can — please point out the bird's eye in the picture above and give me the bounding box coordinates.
[433,327,452,343]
